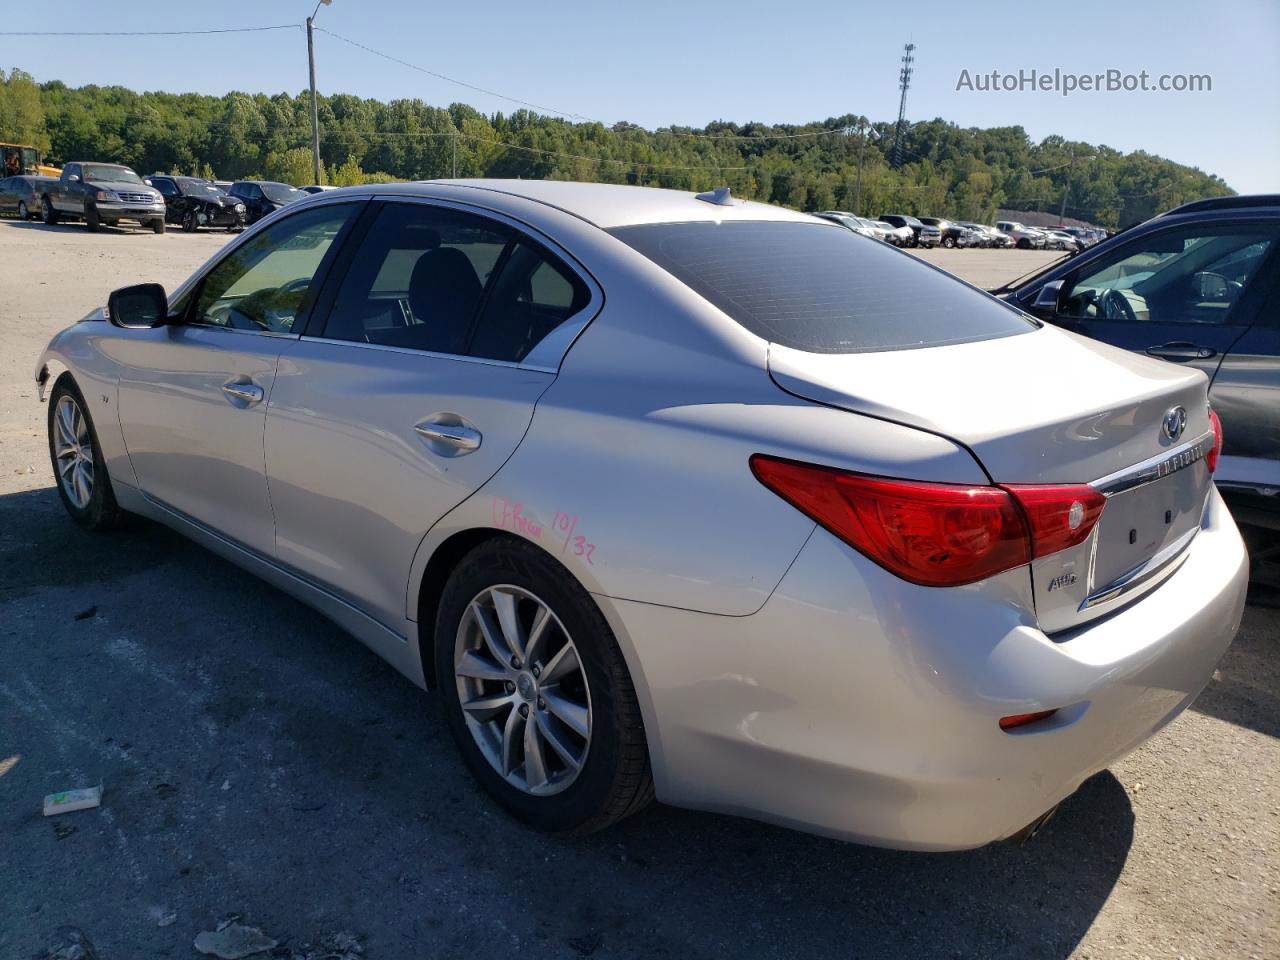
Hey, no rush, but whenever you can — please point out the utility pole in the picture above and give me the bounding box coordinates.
[852,123,866,216]
[452,133,457,178]
[891,43,914,168]
[307,0,331,185]
[1058,150,1073,223]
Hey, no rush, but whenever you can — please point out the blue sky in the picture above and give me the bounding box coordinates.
[14,0,1279,193]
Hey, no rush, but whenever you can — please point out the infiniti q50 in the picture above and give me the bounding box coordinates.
[36,180,1246,849]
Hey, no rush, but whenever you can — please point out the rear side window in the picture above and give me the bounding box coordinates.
[609,221,1034,353]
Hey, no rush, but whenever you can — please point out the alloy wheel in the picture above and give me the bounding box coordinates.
[453,584,592,796]
[18,201,29,219]
[53,395,94,509]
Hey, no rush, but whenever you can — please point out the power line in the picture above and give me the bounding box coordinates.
[0,25,299,36]
[313,25,845,143]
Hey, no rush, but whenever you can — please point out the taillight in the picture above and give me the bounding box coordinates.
[750,456,1106,588]
[1002,484,1106,557]
[999,709,1058,731]
[1207,408,1223,473]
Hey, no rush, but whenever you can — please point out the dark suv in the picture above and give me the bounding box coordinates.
[997,194,1280,533]
[879,214,940,248]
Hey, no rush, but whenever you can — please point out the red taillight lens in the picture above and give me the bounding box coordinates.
[1207,408,1223,473]
[1002,484,1106,557]
[750,456,1108,588]
[999,709,1058,731]
[750,456,1031,586]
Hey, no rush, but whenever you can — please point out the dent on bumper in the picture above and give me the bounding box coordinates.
[607,487,1247,851]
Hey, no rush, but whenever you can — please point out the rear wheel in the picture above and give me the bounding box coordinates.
[436,538,652,833]
[47,377,125,531]
[42,196,59,225]
[18,200,30,220]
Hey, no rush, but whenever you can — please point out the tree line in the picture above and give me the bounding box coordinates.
[2,67,1233,227]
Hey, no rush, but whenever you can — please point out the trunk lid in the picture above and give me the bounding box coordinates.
[769,325,1215,630]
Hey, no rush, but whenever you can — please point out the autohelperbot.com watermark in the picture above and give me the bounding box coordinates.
[955,68,1212,97]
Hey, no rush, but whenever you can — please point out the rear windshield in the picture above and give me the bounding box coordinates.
[609,221,1035,353]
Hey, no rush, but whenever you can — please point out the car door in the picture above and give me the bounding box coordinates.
[1209,272,1280,516]
[264,197,598,628]
[0,178,14,214]
[53,164,78,212]
[115,200,361,555]
[1045,220,1279,385]
[149,176,179,219]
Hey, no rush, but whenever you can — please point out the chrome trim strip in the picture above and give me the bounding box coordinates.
[1090,431,1214,498]
[1078,523,1199,610]
[296,335,559,374]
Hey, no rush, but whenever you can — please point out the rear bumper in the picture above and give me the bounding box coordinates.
[607,486,1247,850]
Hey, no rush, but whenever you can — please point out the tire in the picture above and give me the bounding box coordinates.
[435,537,653,833]
[47,376,126,531]
[942,236,955,249]
[182,209,197,233]
[18,200,30,220]
[42,196,59,225]
[152,219,166,234]
[1017,238,1031,250]
[85,204,100,232]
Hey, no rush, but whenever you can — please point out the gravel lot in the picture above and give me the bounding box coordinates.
[1,218,1276,960]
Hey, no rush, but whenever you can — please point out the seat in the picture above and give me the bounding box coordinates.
[376,247,483,353]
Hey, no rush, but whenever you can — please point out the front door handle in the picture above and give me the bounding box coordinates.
[1145,341,1217,362]
[415,417,482,456]
[221,380,264,405]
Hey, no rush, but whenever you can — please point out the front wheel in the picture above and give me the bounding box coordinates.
[182,209,198,233]
[436,538,653,833]
[85,204,100,232]
[942,236,955,248]
[47,377,126,530]
[152,218,166,234]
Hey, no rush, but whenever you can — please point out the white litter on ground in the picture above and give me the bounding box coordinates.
[43,785,102,816]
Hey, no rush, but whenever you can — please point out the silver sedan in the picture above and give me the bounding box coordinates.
[36,180,1246,850]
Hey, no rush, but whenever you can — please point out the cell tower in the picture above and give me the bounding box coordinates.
[891,43,915,168]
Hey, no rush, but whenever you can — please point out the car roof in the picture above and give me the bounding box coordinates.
[334,179,815,230]
[1159,194,1280,216]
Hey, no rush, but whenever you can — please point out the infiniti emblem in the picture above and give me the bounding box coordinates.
[1162,405,1187,441]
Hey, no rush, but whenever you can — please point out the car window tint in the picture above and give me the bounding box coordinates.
[192,204,354,334]
[322,202,509,355]
[469,241,590,362]
[610,220,1032,353]
[1060,225,1276,325]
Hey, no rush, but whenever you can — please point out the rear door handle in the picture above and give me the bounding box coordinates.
[221,380,264,405]
[1145,342,1217,361]
[414,416,482,456]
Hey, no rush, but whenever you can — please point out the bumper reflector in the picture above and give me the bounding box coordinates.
[999,709,1058,731]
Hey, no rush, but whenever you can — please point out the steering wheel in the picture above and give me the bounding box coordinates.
[1099,288,1138,322]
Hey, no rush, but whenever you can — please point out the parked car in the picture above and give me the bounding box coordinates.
[1044,230,1083,253]
[918,217,973,249]
[812,210,878,239]
[227,180,308,224]
[36,180,1243,852]
[880,214,939,248]
[146,175,247,232]
[41,162,166,232]
[996,193,1279,532]
[958,222,1012,248]
[995,220,1048,249]
[0,174,57,220]
[301,185,335,194]
[874,220,913,247]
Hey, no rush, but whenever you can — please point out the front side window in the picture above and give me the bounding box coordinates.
[191,203,354,333]
[610,220,1033,353]
[1060,224,1276,325]
[151,178,178,197]
[321,202,589,362]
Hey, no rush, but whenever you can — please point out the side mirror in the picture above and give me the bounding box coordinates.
[67,174,80,182]
[107,283,169,329]
[1031,279,1065,314]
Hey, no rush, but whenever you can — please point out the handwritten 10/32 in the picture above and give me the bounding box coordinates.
[491,497,596,565]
